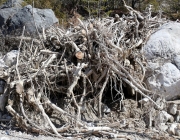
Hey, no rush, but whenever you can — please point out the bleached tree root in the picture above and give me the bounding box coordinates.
[2,2,168,138]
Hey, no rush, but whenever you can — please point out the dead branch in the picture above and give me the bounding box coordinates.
[2,3,168,138]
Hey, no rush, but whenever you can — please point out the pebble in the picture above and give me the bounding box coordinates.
[139,98,150,105]
[157,123,168,131]
[155,97,166,109]
[88,136,99,140]
[177,110,180,115]
[5,130,10,135]
[175,129,180,136]
[161,111,173,123]
[177,124,180,129]
[168,103,177,115]
[109,134,117,139]
[175,114,180,122]
[121,106,127,112]
[103,105,111,113]
[19,131,22,135]
[168,123,178,135]
[168,115,174,123]
[120,119,126,125]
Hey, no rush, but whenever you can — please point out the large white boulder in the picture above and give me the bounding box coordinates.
[144,22,180,60]
[143,22,180,100]
[146,63,180,100]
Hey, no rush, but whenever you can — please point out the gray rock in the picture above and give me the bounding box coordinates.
[139,98,150,105]
[5,130,10,135]
[168,103,177,115]
[0,8,19,28]
[143,22,180,60]
[175,111,180,122]
[0,59,8,69]
[3,50,18,67]
[88,136,99,140]
[102,104,111,113]
[155,97,166,110]
[177,110,180,115]
[168,123,178,135]
[157,123,168,131]
[109,134,117,139]
[0,0,23,33]
[121,106,127,112]
[174,55,180,70]
[146,63,180,100]
[7,5,58,35]
[0,2,58,36]
[143,22,180,100]
[154,111,173,127]
[175,114,180,122]
[175,129,180,136]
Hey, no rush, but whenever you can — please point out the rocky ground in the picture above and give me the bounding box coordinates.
[0,98,179,140]
[0,129,172,140]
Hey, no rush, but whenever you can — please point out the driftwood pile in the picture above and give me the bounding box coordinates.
[0,3,169,139]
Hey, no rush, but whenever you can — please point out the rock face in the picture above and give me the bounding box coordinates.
[143,22,180,100]
[0,0,58,35]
